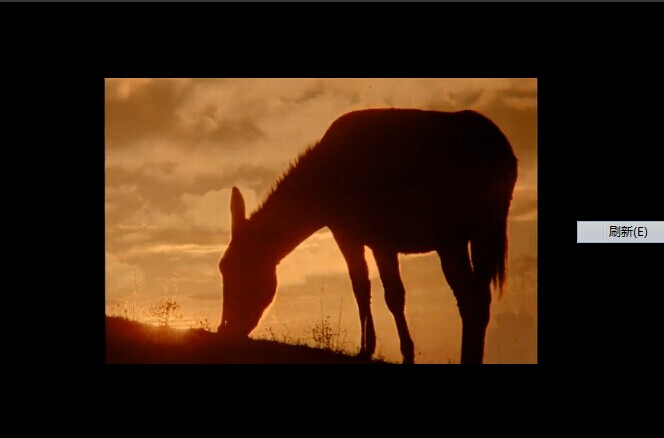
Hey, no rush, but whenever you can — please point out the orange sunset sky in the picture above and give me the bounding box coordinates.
[105,78,537,364]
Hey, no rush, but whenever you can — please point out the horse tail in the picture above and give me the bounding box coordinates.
[488,206,510,297]
[469,125,518,297]
[487,149,518,296]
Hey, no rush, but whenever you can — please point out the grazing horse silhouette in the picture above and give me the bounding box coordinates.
[218,108,517,364]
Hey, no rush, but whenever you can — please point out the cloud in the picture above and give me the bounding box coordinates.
[447,90,484,107]
[110,186,261,238]
[107,78,153,100]
[510,184,538,222]
[499,85,538,111]
[172,91,268,146]
[117,232,151,244]
[119,203,185,232]
[503,96,537,111]
[106,183,143,209]
[105,78,193,146]
[511,209,537,222]
[124,243,227,259]
[277,229,381,287]
[106,78,538,196]
[106,183,142,200]
[105,136,285,190]
[106,252,144,298]
[181,186,259,232]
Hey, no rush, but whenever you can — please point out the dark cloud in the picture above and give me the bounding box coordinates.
[192,118,266,145]
[178,101,268,146]
[106,79,192,146]
[448,90,484,107]
[106,79,268,152]
[286,80,326,105]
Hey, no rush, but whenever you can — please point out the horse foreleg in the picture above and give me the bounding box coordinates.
[373,248,415,364]
[333,231,376,360]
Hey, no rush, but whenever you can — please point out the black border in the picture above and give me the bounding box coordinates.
[26,3,664,396]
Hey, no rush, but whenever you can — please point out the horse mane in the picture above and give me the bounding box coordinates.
[250,141,320,218]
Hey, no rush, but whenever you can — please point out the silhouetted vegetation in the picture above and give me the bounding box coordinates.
[106,316,389,364]
[148,297,182,327]
[309,315,347,352]
[108,297,216,332]
[260,313,354,356]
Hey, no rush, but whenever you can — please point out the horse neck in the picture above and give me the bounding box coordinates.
[247,187,324,265]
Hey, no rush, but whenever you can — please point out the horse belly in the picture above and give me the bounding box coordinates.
[332,195,462,254]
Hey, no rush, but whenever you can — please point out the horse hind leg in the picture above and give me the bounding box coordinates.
[438,237,491,364]
[373,249,415,364]
[333,231,376,360]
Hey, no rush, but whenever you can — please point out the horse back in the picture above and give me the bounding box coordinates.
[312,109,517,250]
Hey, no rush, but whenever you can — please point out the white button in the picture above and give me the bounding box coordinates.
[577,221,604,243]
[577,221,664,243]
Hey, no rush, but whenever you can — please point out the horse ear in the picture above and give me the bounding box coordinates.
[230,186,246,235]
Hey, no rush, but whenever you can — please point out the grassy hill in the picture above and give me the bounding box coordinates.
[106,316,389,364]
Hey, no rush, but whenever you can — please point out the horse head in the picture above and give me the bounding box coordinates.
[217,187,277,340]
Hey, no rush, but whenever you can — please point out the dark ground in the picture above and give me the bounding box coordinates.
[106,316,388,364]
